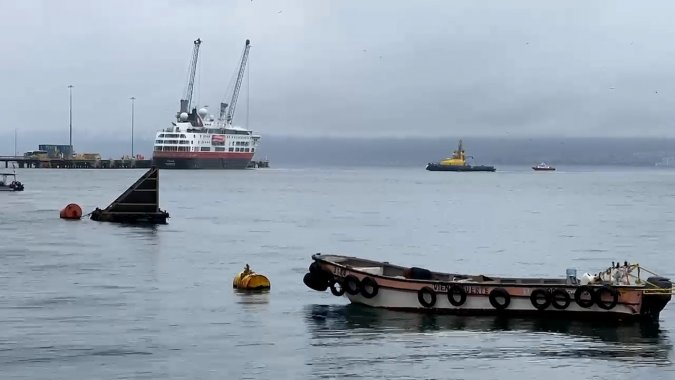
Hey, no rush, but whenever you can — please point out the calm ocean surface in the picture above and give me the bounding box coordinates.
[1,165,675,379]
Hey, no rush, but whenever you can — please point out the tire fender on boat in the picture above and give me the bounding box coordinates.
[418,287,436,308]
[529,289,551,310]
[594,285,619,310]
[344,275,361,295]
[550,289,571,309]
[447,284,467,306]
[360,277,379,299]
[308,261,321,274]
[574,285,595,308]
[329,279,345,296]
[309,262,332,282]
[489,288,511,310]
[303,272,328,292]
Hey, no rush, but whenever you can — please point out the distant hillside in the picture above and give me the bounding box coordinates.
[253,136,675,167]
[3,131,674,167]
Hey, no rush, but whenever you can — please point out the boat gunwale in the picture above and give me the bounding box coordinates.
[311,253,650,291]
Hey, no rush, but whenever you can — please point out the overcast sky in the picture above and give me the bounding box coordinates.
[3,0,675,150]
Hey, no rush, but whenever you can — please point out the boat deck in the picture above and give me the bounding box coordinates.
[313,254,635,287]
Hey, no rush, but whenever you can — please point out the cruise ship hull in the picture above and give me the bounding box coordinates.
[152,152,254,169]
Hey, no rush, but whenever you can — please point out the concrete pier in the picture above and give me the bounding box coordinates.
[0,156,153,169]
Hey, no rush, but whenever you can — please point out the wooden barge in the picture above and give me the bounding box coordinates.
[304,253,673,323]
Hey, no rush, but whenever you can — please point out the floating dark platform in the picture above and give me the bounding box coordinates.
[90,166,169,224]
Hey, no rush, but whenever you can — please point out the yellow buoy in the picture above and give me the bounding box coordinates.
[233,264,271,290]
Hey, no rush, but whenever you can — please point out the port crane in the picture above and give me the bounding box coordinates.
[219,39,251,124]
[179,38,202,115]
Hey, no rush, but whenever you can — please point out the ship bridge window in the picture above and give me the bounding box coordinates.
[229,147,234,152]
[226,130,250,135]
[251,148,255,152]
[215,147,225,152]
[200,147,210,152]
[179,140,189,144]
[244,148,250,152]
[155,140,164,144]
[180,134,187,138]
[154,146,162,151]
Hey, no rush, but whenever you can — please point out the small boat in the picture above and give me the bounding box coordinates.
[303,253,673,322]
[426,140,495,172]
[0,172,24,192]
[532,162,555,171]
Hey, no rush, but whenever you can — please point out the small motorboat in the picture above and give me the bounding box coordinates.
[532,162,555,171]
[0,173,24,192]
[303,253,673,323]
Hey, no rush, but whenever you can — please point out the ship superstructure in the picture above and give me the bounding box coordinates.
[152,38,260,169]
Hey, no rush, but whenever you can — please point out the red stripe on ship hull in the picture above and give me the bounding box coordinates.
[152,151,255,160]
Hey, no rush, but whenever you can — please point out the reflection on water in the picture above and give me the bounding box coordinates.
[305,304,672,366]
[233,290,271,305]
[107,222,162,234]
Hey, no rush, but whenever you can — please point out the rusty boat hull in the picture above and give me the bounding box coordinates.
[303,254,673,323]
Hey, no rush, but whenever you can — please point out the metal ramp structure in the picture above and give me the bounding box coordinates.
[90,166,169,224]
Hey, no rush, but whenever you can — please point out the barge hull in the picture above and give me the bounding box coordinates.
[304,254,672,323]
[364,305,646,322]
[344,287,656,322]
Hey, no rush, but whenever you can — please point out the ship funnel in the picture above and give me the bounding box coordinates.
[180,99,189,113]
[219,102,228,120]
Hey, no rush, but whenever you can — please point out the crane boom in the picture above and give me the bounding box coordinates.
[179,38,202,114]
[220,39,251,123]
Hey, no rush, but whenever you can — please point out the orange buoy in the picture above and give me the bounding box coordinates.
[60,203,83,220]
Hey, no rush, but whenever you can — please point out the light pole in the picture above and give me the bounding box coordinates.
[68,85,73,152]
[130,96,135,158]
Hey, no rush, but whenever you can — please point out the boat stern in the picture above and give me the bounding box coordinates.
[640,276,673,320]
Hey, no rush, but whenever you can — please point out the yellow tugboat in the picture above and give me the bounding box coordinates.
[426,140,496,172]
